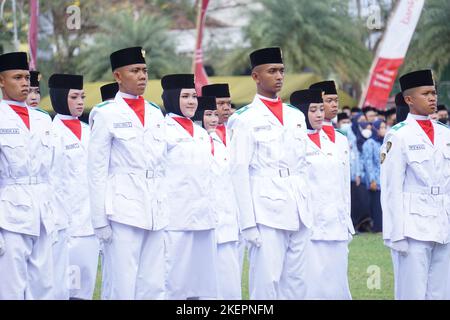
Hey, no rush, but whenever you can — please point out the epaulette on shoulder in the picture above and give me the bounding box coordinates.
[235,105,250,115]
[391,121,407,131]
[95,100,113,108]
[34,107,49,115]
[335,128,346,136]
[146,100,161,110]
[436,121,450,129]
[286,103,299,111]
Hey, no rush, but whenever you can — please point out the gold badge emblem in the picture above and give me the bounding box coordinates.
[380,152,386,164]
[386,141,392,153]
[38,73,42,82]
[141,49,146,58]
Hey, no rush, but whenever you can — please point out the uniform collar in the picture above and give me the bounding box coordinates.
[256,93,280,103]
[307,129,318,134]
[409,114,429,120]
[118,91,140,99]
[2,99,27,107]
[57,114,79,120]
[323,120,333,126]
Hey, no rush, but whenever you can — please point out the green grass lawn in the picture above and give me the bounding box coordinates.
[93,233,393,300]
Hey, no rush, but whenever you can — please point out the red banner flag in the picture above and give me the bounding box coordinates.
[28,0,39,70]
[360,0,424,110]
[193,0,210,96]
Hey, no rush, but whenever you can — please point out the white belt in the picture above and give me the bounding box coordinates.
[251,167,299,178]
[1,176,48,185]
[110,168,165,179]
[404,185,448,196]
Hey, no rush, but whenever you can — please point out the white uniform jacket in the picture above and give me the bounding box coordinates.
[381,114,450,244]
[49,115,94,236]
[163,115,216,231]
[210,131,240,243]
[88,93,168,231]
[0,100,54,236]
[228,95,311,231]
[305,130,354,241]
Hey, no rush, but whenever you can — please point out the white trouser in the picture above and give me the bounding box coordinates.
[68,235,99,300]
[101,221,166,300]
[165,229,218,300]
[305,240,351,300]
[0,224,54,299]
[248,223,310,300]
[53,229,70,300]
[217,241,241,300]
[393,238,450,300]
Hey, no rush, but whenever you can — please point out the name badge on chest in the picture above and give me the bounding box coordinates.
[0,128,20,135]
[306,151,320,157]
[113,122,133,129]
[253,125,272,132]
[65,143,80,150]
[408,144,426,151]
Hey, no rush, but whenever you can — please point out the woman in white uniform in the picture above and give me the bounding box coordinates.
[161,74,218,299]
[196,96,241,300]
[290,89,354,300]
[48,74,99,299]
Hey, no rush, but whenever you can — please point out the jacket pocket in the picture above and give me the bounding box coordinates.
[114,129,137,141]
[406,150,429,164]
[408,193,439,217]
[0,188,32,208]
[2,137,25,149]
[114,174,141,201]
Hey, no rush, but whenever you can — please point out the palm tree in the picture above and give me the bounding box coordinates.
[221,0,371,83]
[79,10,189,81]
[403,0,450,78]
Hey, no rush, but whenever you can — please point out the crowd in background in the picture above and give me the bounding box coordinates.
[335,103,449,233]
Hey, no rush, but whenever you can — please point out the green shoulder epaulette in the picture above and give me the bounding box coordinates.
[146,100,161,110]
[35,107,49,115]
[335,128,346,136]
[286,103,299,111]
[95,100,113,108]
[392,121,407,131]
[235,105,249,115]
[436,121,450,129]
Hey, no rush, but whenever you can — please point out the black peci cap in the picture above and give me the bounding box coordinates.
[110,46,146,71]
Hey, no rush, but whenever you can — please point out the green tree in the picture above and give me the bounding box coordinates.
[79,10,188,81]
[403,0,450,78]
[222,0,371,84]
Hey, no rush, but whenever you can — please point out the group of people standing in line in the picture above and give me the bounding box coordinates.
[0,45,449,300]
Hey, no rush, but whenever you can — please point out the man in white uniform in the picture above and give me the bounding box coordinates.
[88,47,168,299]
[228,47,311,299]
[0,52,55,299]
[381,69,450,300]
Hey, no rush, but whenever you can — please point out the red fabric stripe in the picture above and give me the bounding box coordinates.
[9,105,30,130]
[61,119,82,140]
[416,120,434,145]
[308,132,321,149]
[123,96,145,126]
[260,97,283,125]
[173,117,194,137]
[322,125,335,143]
